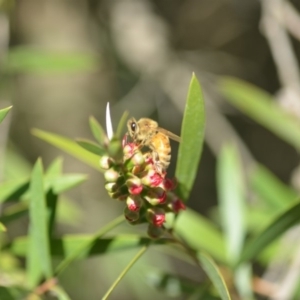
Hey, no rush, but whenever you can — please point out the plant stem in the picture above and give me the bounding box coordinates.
[55,214,125,275]
[102,244,149,300]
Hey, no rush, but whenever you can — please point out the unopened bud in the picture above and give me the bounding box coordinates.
[124,151,145,172]
[105,182,118,192]
[123,143,138,159]
[147,224,165,239]
[124,207,140,222]
[144,187,166,205]
[146,208,166,227]
[126,177,143,195]
[104,168,120,182]
[141,169,163,187]
[99,156,114,170]
[126,195,143,211]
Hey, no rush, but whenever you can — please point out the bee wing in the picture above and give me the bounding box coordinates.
[157,127,181,143]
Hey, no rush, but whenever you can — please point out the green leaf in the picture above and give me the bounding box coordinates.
[0,178,29,203]
[89,116,108,146]
[0,222,6,231]
[0,203,28,225]
[76,139,106,156]
[47,190,58,237]
[46,174,88,194]
[175,74,206,201]
[0,106,12,124]
[0,286,27,300]
[50,286,71,300]
[219,77,300,150]
[10,234,158,258]
[4,47,97,74]
[32,129,102,171]
[198,253,231,300]
[217,144,245,265]
[115,111,129,139]
[250,164,297,211]
[28,159,52,281]
[45,157,64,177]
[175,209,226,263]
[238,200,300,264]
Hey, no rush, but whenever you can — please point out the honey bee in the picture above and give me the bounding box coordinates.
[127,118,181,174]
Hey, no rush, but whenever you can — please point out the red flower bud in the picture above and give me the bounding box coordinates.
[126,195,143,211]
[141,169,163,187]
[144,187,167,205]
[163,178,176,191]
[126,177,143,195]
[146,208,165,227]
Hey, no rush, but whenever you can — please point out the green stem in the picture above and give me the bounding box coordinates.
[102,244,149,300]
[55,214,125,275]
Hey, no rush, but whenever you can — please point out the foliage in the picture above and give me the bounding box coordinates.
[1,72,300,300]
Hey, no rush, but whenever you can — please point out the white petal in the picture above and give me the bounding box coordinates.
[106,102,113,140]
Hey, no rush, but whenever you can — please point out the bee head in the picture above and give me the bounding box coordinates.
[127,117,139,138]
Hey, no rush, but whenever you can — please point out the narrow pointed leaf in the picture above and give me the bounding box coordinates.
[45,157,64,177]
[217,144,245,265]
[89,116,108,145]
[115,111,129,138]
[0,222,6,231]
[32,129,102,171]
[238,200,300,264]
[28,159,52,279]
[175,74,206,201]
[47,174,88,194]
[176,209,226,263]
[0,106,12,124]
[0,178,29,203]
[198,253,231,300]
[250,164,297,210]
[76,139,106,156]
[219,77,300,150]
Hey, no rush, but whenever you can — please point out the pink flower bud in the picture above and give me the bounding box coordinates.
[126,177,143,195]
[126,195,143,211]
[105,182,118,192]
[146,208,165,227]
[124,207,140,222]
[144,187,167,205]
[163,178,176,191]
[123,143,139,160]
[172,199,186,213]
[141,169,163,187]
[99,156,114,170]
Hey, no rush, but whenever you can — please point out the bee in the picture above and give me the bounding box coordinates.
[127,117,181,174]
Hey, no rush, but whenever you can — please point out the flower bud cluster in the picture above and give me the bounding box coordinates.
[100,141,186,238]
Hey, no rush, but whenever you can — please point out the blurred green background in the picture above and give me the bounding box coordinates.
[1,0,300,299]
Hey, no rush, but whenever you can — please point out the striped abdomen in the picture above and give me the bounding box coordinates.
[149,132,171,174]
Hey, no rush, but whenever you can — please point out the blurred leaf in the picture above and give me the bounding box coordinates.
[50,286,71,300]
[89,116,107,146]
[115,111,129,139]
[76,139,106,156]
[146,270,203,296]
[250,164,297,211]
[0,286,27,300]
[4,47,97,74]
[55,215,125,274]
[234,264,254,300]
[176,73,206,201]
[198,253,231,300]
[4,143,32,180]
[47,190,58,237]
[32,129,102,171]
[238,200,300,264]
[10,235,161,258]
[219,77,300,150]
[0,203,28,225]
[175,209,226,263]
[0,222,6,231]
[56,197,82,226]
[45,157,63,177]
[28,159,52,281]
[217,143,245,265]
[0,178,29,203]
[0,105,12,124]
[46,174,88,194]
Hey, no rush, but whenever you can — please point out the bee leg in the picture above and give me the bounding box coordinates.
[151,151,163,175]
